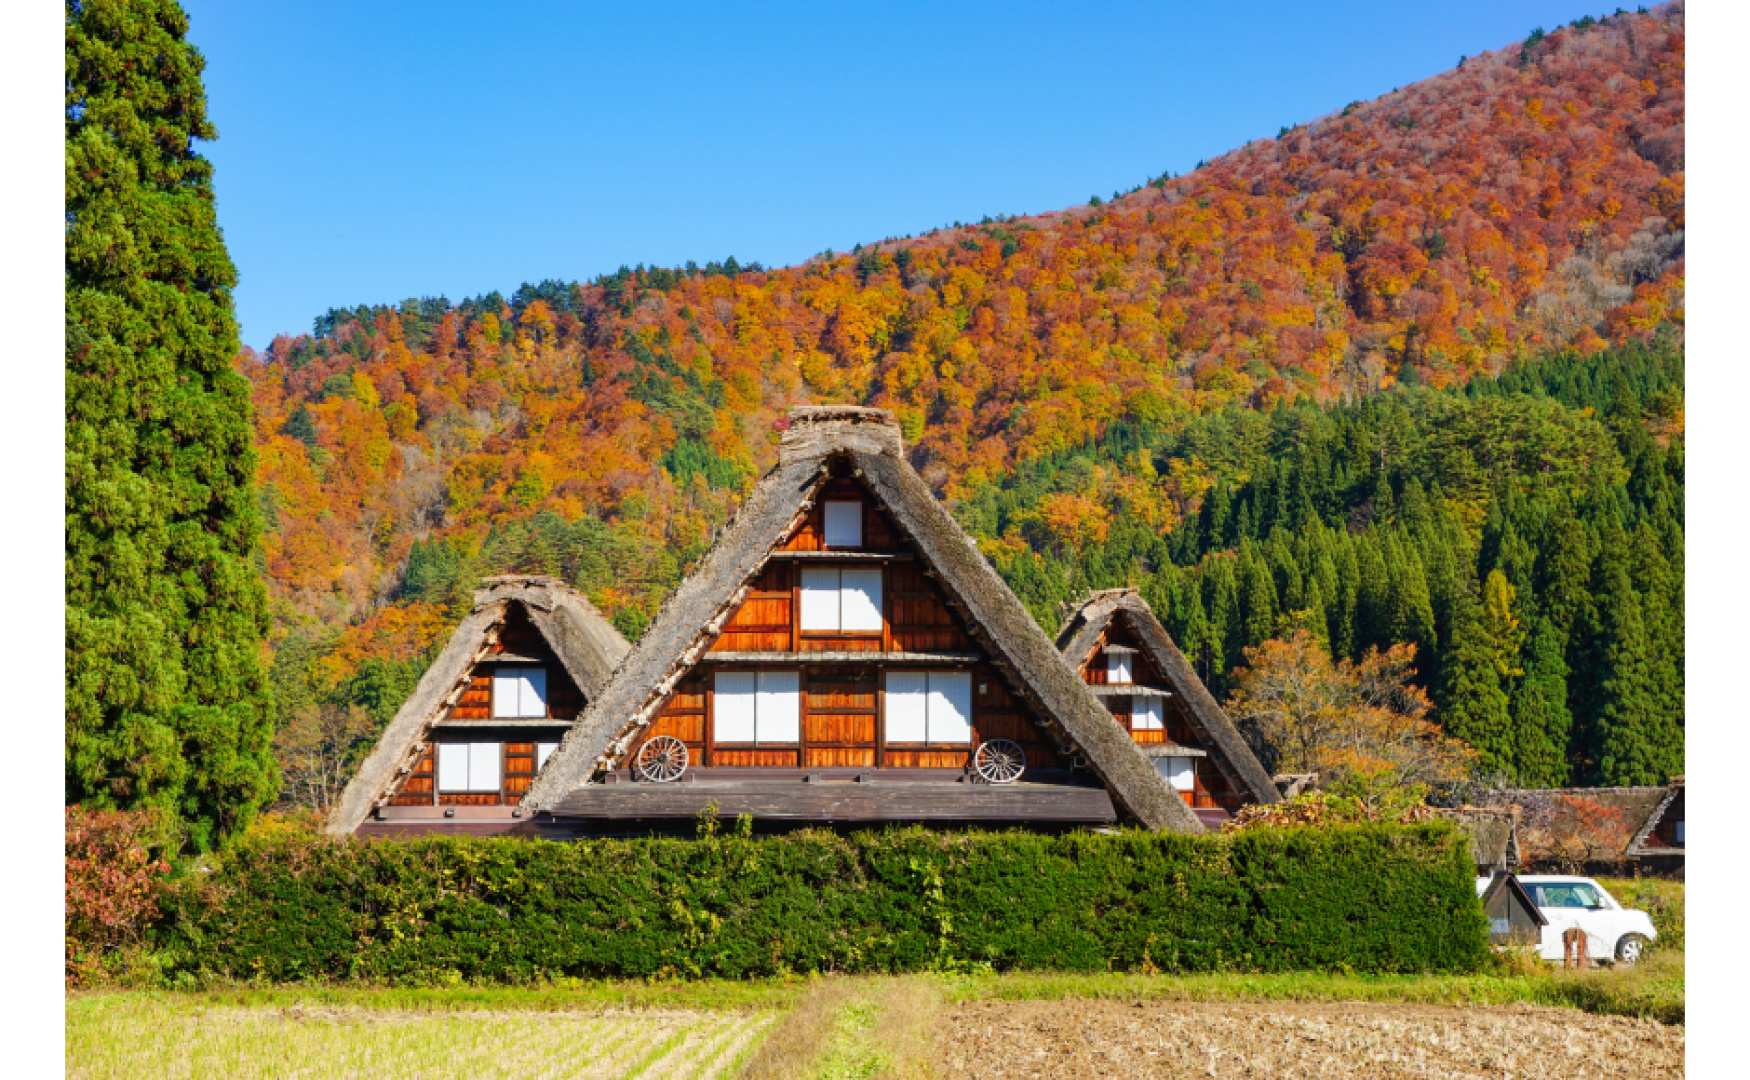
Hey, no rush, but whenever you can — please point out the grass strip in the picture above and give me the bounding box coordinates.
[939,950,1683,1025]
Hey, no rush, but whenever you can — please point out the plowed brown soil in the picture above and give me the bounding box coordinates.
[940,999,1682,1079]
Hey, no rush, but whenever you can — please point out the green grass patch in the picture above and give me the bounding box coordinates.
[938,952,1683,1025]
[73,976,805,1016]
[1599,875,1685,953]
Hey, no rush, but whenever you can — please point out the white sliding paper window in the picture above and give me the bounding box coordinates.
[823,500,863,548]
[1132,697,1164,731]
[1106,652,1133,684]
[840,568,883,630]
[884,671,973,744]
[437,742,502,793]
[799,567,883,631]
[1155,756,1195,793]
[884,671,929,743]
[493,666,549,718]
[714,670,800,744]
[536,741,559,770]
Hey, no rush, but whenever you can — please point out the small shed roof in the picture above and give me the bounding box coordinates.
[1480,871,1547,927]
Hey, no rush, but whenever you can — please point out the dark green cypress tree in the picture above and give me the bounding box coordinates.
[1589,546,1680,785]
[1437,587,1514,777]
[1202,555,1241,691]
[1630,522,1684,746]
[66,0,276,848]
[1237,544,1280,649]
[1511,617,1575,787]
[1328,535,1359,661]
[1383,536,1437,663]
[1354,534,1391,653]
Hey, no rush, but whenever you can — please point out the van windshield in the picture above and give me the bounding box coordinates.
[1533,883,1604,908]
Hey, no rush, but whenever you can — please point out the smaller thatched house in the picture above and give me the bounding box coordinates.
[1054,589,1280,826]
[1627,777,1684,872]
[521,406,1200,833]
[327,575,630,836]
[1479,781,1685,874]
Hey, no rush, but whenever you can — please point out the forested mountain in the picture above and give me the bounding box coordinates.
[248,7,1684,794]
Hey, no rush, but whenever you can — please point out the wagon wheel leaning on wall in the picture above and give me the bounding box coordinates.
[635,736,689,783]
[973,739,1026,784]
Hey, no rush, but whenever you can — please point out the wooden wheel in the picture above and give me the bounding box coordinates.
[635,735,689,783]
[973,738,1026,784]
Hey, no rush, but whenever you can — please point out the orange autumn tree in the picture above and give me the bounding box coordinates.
[1225,629,1475,805]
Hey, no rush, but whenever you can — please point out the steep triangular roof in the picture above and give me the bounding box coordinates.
[326,575,630,835]
[1056,589,1280,807]
[1480,871,1547,927]
[524,407,1200,831]
[1627,776,1684,856]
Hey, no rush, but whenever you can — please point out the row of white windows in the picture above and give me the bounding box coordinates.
[436,740,559,793]
[713,669,974,745]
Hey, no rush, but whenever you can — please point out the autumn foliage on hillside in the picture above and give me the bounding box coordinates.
[242,7,1685,788]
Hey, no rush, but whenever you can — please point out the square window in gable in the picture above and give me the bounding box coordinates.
[493,666,548,718]
[823,500,863,548]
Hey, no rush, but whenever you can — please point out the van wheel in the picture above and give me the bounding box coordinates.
[1615,933,1649,965]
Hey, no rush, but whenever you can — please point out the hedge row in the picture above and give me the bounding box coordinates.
[156,822,1489,981]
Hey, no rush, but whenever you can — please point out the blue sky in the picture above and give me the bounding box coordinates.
[183,1,1608,348]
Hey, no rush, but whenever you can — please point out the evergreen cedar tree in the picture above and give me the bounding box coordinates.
[66,0,277,848]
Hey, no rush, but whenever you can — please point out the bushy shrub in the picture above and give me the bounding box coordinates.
[154,823,1487,983]
[65,807,174,985]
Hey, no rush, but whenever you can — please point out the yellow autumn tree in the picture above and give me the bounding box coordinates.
[1225,629,1475,805]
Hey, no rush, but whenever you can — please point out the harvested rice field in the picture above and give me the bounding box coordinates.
[69,963,1684,1079]
[65,996,775,1080]
[941,999,1684,1080]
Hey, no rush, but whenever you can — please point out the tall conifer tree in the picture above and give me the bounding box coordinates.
[1589,544,1679,784]
[1436,588,1514,777]
[1511,617,1574,786]
[66,0,276,848]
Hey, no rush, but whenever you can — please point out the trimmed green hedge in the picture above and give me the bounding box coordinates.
[157,823,1488,982]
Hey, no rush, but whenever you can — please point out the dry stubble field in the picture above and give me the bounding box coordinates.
[942,999,1682,1079]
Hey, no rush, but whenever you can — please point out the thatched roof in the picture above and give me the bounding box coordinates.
[523,407,1201,832]
[1055,589,1280,807]
[1479,783,1682,864]
[1628,777,1684,856]
[325,575,630,835]
[1433,807,1520,871]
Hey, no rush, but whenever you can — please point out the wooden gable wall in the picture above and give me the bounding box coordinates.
[630,470,1064,776]
[385,604,584,807]
[1077,622,1246,813]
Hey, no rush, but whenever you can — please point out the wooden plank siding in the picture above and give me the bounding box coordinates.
[1079,623,1246,812]
[626,482,1073,781]
[383,603,582,806]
